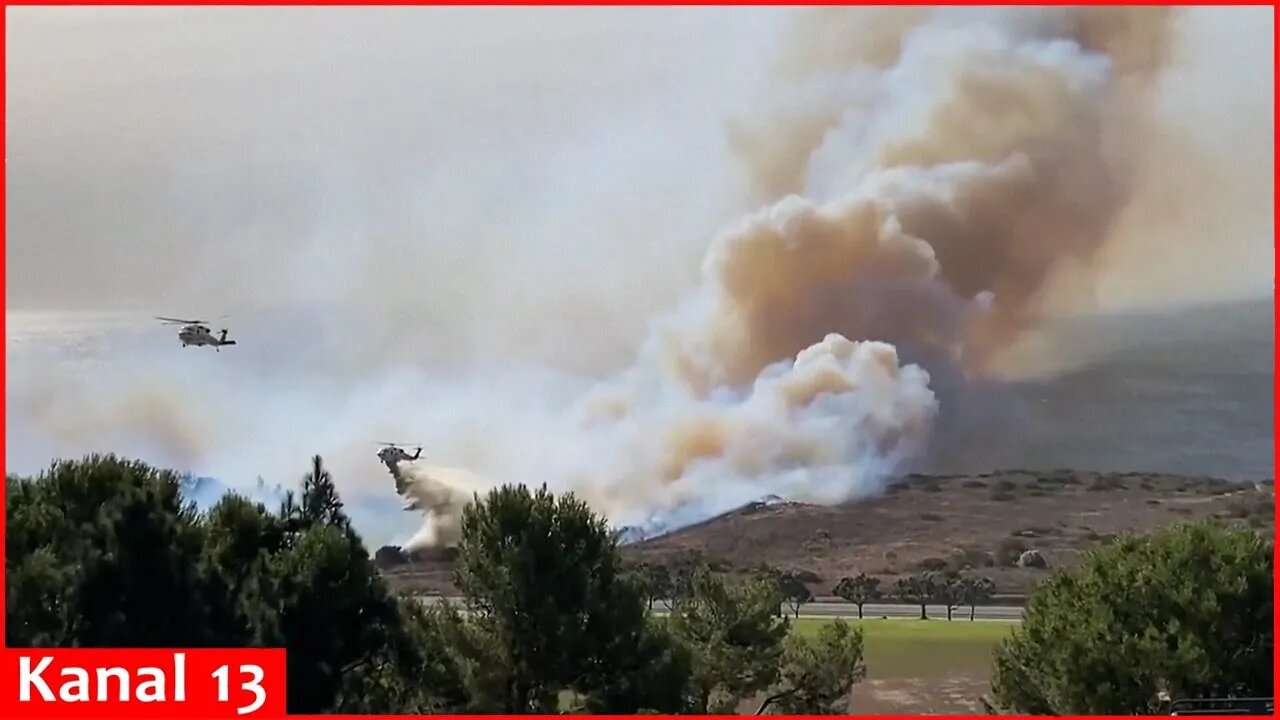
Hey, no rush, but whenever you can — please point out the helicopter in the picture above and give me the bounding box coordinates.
[376,442,423,494]
[156,316,237,351]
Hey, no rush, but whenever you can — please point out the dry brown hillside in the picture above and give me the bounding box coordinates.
[379,469,1274,597]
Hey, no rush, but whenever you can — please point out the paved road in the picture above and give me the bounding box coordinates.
[413,596,1023,622]
[796,601,1022,621]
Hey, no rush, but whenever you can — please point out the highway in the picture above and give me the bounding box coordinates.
[412,596,1023,622]
[792,601,1022,621]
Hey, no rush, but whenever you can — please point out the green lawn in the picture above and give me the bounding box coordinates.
[791,616,1016,641]
[791,617,1014,678]
[642,615,1016,712]
[791,618,1018,713]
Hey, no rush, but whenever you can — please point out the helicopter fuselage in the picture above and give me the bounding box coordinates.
[377,445,423,495]
[177,324,236,349]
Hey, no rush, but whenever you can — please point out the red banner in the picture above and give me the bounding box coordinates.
[0,649,286,719]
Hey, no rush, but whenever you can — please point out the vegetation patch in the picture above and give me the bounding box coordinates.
[794,619,1012,714]
[1087,475,1126,492]
[995,538,1028,567]
[8,457,1271,716]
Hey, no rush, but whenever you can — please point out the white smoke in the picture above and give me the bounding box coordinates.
[393,6,1227,546]
[399,334,935,549]
[6,7,1273,549]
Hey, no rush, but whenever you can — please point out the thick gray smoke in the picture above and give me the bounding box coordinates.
[6,7,1273,549]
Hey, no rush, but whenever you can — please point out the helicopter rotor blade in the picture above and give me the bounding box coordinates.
[156,316,208,325]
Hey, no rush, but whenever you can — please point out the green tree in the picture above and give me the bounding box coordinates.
[629,561,674,611]
[931,571,964,621]
[330,596,470,713]
[5,455,235,647]
[264,523,408,712]
[832,573,882,619]
[990,522,1273,714]
[668,568,789,712]
[648,562,675,609]
[198,456,435,713]
[958,575,995,622]
[449,483,678,713]
[760,618,867,714]
[669,549,708,600]
[774,571,814,619]
[374,544,410,568]
[200,494,291,644]
[298,454,348,529]
[6,454,463,714]
[578,620,696,714]
[893,573,936,620]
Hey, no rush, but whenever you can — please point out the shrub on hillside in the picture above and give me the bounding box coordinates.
[995,538,1028,567]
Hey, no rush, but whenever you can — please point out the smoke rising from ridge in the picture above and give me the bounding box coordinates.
[395,4,1255,546]
[6,7,1273,548]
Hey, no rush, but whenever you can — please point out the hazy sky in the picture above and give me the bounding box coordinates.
[7,6,1273,321]
[7,7,1273,548]
[6,6,784,313]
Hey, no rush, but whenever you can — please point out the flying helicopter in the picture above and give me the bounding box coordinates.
[155,316,237,351]
[377,442,423,468]
[376,442,424,495]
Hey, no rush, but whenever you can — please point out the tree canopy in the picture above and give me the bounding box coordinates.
[668,566,791,712]
[832,573,882,619]
[957,575,996,621]
[444,483,678,713]
[762,618,867,715]
[6,456,231,648]
[892,573,936,620]
[18,453,1258,717]
[7,457,873,714]
[990,521,1273,714]
[6,454,461,713]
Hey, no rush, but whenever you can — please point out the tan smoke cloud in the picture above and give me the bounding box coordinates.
[8,7,1266,550]
[725,7,930,203]
[19,373,218,470]
[994,5,1273,376]
[1080,5,1274,312]
[701,8,1180,386]
[389,7,1221,546]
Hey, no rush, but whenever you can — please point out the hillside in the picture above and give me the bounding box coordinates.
[380,469,1274,597]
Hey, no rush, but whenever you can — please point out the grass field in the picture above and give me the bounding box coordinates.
[792,618,1017,714]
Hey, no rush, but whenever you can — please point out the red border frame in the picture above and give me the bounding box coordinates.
[0,2,1275,718]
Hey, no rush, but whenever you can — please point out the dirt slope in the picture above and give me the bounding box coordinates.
[381,470,1274,597]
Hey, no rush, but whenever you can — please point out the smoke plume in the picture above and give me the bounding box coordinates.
[6,7,1272,549]
[396,5,1185,546]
